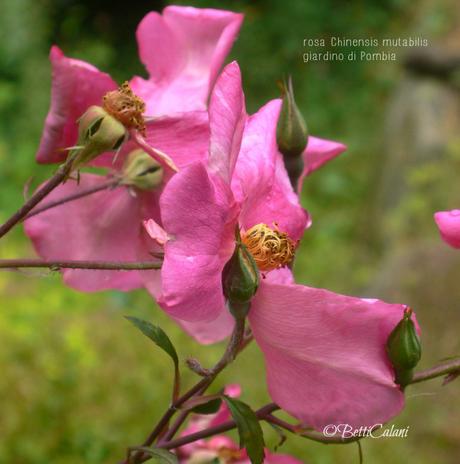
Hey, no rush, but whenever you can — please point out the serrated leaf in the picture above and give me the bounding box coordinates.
[223,396,265,464]
[125,316,178,365]
[125,316,180,399]
[130,447,178,464]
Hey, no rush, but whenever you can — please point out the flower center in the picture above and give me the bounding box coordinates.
[103,82,146,135]
[241,223,296,271]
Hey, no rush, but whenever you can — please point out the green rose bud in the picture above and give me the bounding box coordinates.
[222,239,260,320]
[276,76,308,159]
[70,105,127,171]
[386,307,421,387]
[276,77,308,189]
[121,149,164,190]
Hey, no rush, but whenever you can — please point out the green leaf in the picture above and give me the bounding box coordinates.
[191,397,222,415]
[125,316,178,366]
[129,447,178,464]
[180,394,223,414]
[223,396,265,464]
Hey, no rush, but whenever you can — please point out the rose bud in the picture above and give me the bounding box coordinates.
[276,76,308,188]
[71,105,127,171]
[121,149,164,190]
[386,307,421,387]
[222,238,260,319]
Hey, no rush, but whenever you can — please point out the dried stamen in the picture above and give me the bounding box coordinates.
[241,223,296,272]
[103,82,146,135]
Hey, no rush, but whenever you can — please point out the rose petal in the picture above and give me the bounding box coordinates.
[208,61,246,183]
[232,99,308,241]
[249,281,406,430]
[37,46,117,164]
[434,209,460,248]
[132,6,243,116]
[174,311,234,345]
[232,99,282,205]
[24,174,159,291]
[159,162,238,322]
[298,136,347,192]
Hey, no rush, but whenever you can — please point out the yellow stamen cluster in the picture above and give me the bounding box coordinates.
[241,223,296,272]
[103,82,146,135]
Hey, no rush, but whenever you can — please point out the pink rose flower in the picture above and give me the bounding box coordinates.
[25,5,243,291]
[434,209,460,248]
[145,62,411,430]
[36,6,243,164]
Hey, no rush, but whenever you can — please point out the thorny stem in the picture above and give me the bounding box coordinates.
[125,318,248,464]
[24,177,121,219]
[0,155,75,239]
[0,259,162,271]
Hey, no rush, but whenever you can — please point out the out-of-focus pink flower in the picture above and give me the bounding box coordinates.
[177,384,303,464]
[145,62,411,430]
[434,209,460,248]
[36,6,243,164]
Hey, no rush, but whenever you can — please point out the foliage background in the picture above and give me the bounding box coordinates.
[1,0,459,462]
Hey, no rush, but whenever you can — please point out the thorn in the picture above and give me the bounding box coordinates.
[23,177,34,201]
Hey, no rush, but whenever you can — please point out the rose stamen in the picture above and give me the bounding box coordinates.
[241,223,296,271]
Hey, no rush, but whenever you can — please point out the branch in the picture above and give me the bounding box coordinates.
[124,317,249,464]
[0,259,162,271]
[0,156,74,239]
[265,414,359,445]
[410,358,460,385]
[25,177,121,219]
[155,403,279,452]
[162,325,253,444]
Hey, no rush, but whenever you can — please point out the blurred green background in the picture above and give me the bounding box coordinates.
[1,0,460,462]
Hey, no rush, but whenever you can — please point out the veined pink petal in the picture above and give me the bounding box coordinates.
[132,6,243,116]
[37,46,117,164]
[232,99,282,205]
[144,111,210,169]
[249,281,406,430]
[233,98,308,241]
[298,136,347,192]
[243,154,309,242]
[208,62,246,183]
[159,162,238,322]
[434,210,460,248]
[175,311,235,345]
[93,111,210,171]
[24,174,160,291]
